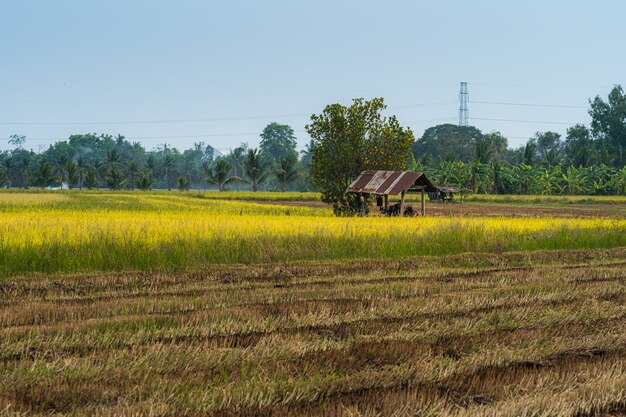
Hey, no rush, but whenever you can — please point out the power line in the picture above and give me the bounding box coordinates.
[389,101,456,109]
[0,113,310,126]
[470,82,614,89]
[0,83,457,103]
[471,100,587,109]
[470,117,583,125]
[0,118,456,143]
[0,101,457,126]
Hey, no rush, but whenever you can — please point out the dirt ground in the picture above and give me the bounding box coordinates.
[254,199,625,218]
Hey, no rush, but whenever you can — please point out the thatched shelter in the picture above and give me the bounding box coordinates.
[346,170,437,216]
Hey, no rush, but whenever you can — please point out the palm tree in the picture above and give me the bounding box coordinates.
[145,155,158,181]
[93,160,106,183]
[226,146,246,191]
[105,169,127,190]
[84,169,99,190]
[55,154,70,189]
[138,172,153,191]
[104,149,123,171]
[177,176,190,191]
[244,148,271,192]
[491,160,507,194]
[543,148,561,168]
[127,161,140,190]
[470,141,494,193]
[31,162,59,189]
[76,156,90,190]
[274,156,298,192]
[300,139,316,168]
[0,166,8,188]
[115,134,126,147]
[2,157,14,188]
[204,158,241,191]
[162,154,175,190]
[523,142,538,165]
[17,157,30,188]
[473,140,495,164]
[66,161,80,190]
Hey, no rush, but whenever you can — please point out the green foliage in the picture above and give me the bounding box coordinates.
[8,134,26,149]
[274,155,299,192]
[423,158,625,196]
[259,122,298,162]
[0,165,7,188]
[204,157,242,191]
[66,161,80,190]
[105,169,127,190]
[589,85,626,166]
[565,124,595,167]
[84,170,98,190]
[244,149,272,192]
[30,162,60,189]
[413,124,483,162]
[177,177,190,191]
[307,97,414,216]
[138,173,153,191]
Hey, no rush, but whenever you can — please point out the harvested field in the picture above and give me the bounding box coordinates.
[2,248,626,416]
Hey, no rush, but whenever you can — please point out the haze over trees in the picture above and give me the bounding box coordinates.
[0,124,312,192]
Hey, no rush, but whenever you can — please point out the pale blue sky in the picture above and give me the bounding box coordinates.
[0,0,624,153]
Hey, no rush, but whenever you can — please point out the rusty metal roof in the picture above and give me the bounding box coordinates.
[436,186,460,193]
[346,170,436,195]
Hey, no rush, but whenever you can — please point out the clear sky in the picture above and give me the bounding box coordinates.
[1,0,624,153]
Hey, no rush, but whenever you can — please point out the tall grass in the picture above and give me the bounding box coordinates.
[0,191,623,276]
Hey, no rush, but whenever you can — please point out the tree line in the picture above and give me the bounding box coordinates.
[306,86,625,215]
[1,85,624,201]
[410,85,626,196]
[0,122,314,192]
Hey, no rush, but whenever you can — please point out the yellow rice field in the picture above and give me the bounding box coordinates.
[0,191,624,277]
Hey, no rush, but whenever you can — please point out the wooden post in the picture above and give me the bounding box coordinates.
[421,188,425,216]
[361,194,367,216]
[400,191,405,217]
[384,195,388,212]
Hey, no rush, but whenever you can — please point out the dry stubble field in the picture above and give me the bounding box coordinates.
[1,191,626,416]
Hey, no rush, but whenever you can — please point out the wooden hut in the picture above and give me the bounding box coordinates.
[346,170,437,216]
[428,186,460,202]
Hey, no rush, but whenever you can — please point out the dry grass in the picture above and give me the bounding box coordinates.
[2,248,626,416]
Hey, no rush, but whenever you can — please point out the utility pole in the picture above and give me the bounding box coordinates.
[458,82,469,127]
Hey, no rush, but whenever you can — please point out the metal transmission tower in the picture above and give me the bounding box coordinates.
[458,82,469,126]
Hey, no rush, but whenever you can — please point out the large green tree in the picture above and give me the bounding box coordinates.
[564,124,595,167]
[306,97,414,215]
[412,124,483,162]
[589,85,626,166]
[259,122,298,163]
